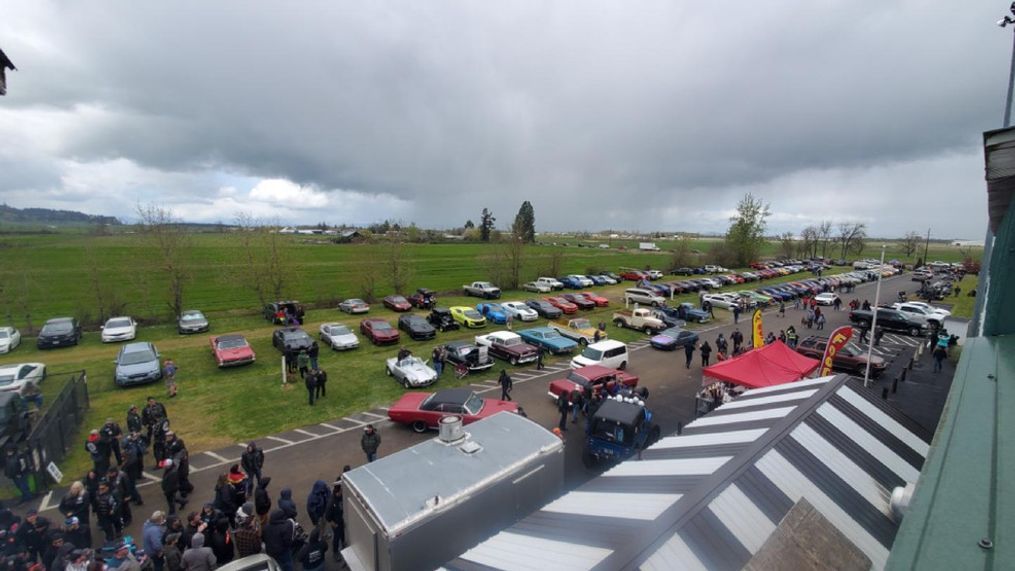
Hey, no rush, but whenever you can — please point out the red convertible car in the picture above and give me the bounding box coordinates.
[545,296,578,314]
[382,295,413,312]
[388,388,519,433]
[360,318,400,345]
[547,365,639,401]
[579,292,609,307]
[209,334,256,368]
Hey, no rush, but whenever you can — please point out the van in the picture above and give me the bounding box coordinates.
[571,340,629,370]
[624,288,665,307]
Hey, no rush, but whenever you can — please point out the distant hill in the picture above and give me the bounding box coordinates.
[0,204,121,226]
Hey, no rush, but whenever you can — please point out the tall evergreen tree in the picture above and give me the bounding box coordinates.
[512,201,536,243]
[480,208,496,242]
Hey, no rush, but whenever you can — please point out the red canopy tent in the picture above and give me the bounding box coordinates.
[702,340,820,389]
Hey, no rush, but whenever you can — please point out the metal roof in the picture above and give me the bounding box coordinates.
[446,375,931,571]
[342,411,563,537]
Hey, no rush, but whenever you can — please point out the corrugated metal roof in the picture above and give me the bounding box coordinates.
[446,375,931,571]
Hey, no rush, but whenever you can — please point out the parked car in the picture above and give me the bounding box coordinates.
[601,272,622,282]
[475,331,539,365]
[525,299,562,319]
[272,327,314,353]
[210,334,256,367]
[426,307,461,332]
[565,275,594,288]
[650,327,699,350]
[450,306,487,329]
[387,388,518,433]
[382,295,413,312]
[583,397,659,467]
[463,281,502,299]
[37,317,82,349]
[476,303,509,325]
[700,293,748,310]
[501,301,539,322]
[442,340,494,373]
[360,319,401,345]
[795,335,886,377]
[737,290,772,307]
[595,274,618,285]
[522,281,553,293]
[549,318,606,345]
[101,316,137,343]
[623,288,665,307]
[559,276,584,289]
[319,323,360,350]
[848,308,926,336]
[814,292,840,306]
[561,293,596,310]
[113,342,162,387]
[0,363,46,395]
[619,270,648,281]
[535,277,565,291]
[406,288,437,310]
[579,292,609,307]
[612,309,665,333]
[263,301,304,325]
[546,296,579,314]
[672,267,694,275]
[385,355,438,388]
[671,302,711,324]
[0,327,21,354]
[588,275,609,286]
[891,302,950,328]
[398,314,437,341]
[547,365,638,401]
[517,327,579,354]
[178,310,210,334]
[338,298,371,314]
[571,339,629,370]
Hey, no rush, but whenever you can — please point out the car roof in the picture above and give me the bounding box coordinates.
[430,388,475,406]
[46,317,74,324]
[487,331,519,339]
[215,334,246,343]
[593,398,644,426]
[573,365,617,378]
[588,340,625,350]
[520,326,553,333]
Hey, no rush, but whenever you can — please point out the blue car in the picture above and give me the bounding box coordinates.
[476,303,508,325]
[588,275,609,286]
[517,327,578,355]
[583,398,660,468]
[559,276,583,289]
[650,327,699,351]
[675,302,711,324]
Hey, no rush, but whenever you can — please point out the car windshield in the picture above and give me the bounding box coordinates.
[0,331,7,339]
[659,328,683,338]
[330,325,351,335]
[565,371,592,387]
[572,319,591,329]
[372,322,392,330]
[181,312,205,322]
[543,330,561,339]
[571,295,587,301]
[580,347,604,361]
[42,322,73,334]
[106,318,132,328]
[120,348,156,365]
[590,417,634,445]
[464,394,483,415]
[390,296,407,304]
[464,310,482,319]
[285,331,312,341]
[399,356,422,367]
[456,345,475,357]
[217,337,247,349]
[501,337,520,346]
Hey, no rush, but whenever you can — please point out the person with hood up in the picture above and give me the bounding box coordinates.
[85,429,111,476]
[254,477,272,526]
[181,531,215,571]
[212,474,237,525]
[296,528,328,571]
[361,425,381,463]
[142,511,166,571]
[240,442,264,496]
[262,510,295,571]
[325,483,345,561]
[107,541,141,571]
[305,480,329,531]
[277,488,297,520]
[208,518,234,566]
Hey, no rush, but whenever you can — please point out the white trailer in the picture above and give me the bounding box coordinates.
[639,242,660,251]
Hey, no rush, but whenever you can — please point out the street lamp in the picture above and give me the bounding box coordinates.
[999,2,1015,127]
[863,244,887,388]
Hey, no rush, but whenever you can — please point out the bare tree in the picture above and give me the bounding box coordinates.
[501,233,526,289]
[669,238,693,270]
[818,221,833,258]
[778,232,796,259]
[136,204,191,318]
[84,239,127,324]
[358,263,381,302]
[901,231,921,259]
[799,226,819,258]
[544,247,565,277]
[234,213,295,306]
[387,236,413,294]
[837,222,868,259]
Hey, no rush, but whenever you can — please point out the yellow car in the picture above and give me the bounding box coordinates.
[450,306,487,328]
[549,317,605,345]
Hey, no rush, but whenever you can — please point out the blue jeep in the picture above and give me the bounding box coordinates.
[582,397,661,468]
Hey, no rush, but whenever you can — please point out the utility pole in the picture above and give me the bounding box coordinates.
[922,228,931,266]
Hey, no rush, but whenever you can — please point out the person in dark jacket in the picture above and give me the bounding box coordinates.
[181,531,216,571]
[254,477,272,526]
[361,425,381,463]
[240,442,264,497]
[16,509,50,563]
[684,342,695,369]
[59,481,92,548]
[3,446,32,503]
[324,484,345,562]
[305,480,329,530]
[277,488,297,520]
[305,372,317,406]
[262,510,295,571]
[94,479,118,542]
[208,518,234,566]
[213,474,237,525]
[121,433,145,504]
[498,370,513,401]
[126,406,143,437]
[85,429,111,476]
[535,344,545,370]
[314,369,327,399]
[296,528,327,571]
[101,418,124,466]
[163,532,183,571]
[142,398,168,454]
[556,392,570,432]
[308,341,320,370]
[700,341,712,367]
[161,459,186,515]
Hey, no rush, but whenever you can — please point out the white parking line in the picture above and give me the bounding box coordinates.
[342,417,365,426]
[266,435,294,445]
[361,411,387,420]
[319,422,342,431]
[36,491,54,512]
[294,428,318,437]
[203,450,230,463]
[142,471,161,482]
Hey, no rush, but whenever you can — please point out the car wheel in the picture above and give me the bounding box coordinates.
[510,356,518,366]
[579,338,588,346]
[411,421,427,433]
[385,367,392,376]
[909,327,920,336]
[614,319,624,328]
[618,360,628,370]
[651,301,660,307]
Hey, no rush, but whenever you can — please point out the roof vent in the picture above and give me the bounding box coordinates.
[438,416,465,443]
[890,483,916,521]
[459,440,483,455]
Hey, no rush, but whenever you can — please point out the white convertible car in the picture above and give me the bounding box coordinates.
[385,356,438,388]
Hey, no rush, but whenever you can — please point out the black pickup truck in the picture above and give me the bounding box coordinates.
[848,308,926,337]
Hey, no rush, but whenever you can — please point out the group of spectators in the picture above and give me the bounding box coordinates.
[283,344,328,406]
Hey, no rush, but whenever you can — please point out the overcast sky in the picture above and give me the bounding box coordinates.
[0,1,1007,238]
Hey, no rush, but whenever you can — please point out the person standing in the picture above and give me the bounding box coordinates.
[143,511,166,571]
[731,330,743,354]
[85,429,111,476]
[498,370,513,401]
[161,459,186,516]
[314,368,327,399]
[305,372,317,406]
[325,483,345,562]
[59,481,93,548]
[932,344,948,373]
[506,314,514,331]
[231,505,263,558]
[732,304,741,324]
[703,300,714,319]
[297,349,310,380]
[142,397,168,450]
[297,529,328,571]
[593,328,602,343]
[536,344,545,370]
[263,510,295,571]
[181,532,216,571]
[873,326,885,347]
[284,347,296,375]
[570,390,584,424]
[833,297,842,311]
[17,509,50,563]
[126,406,143,439]
[4,446,33,503]
[556,392,570,432]
[361,425,381,463]
[163,359,178,398]
[778,301,786,317]
[308,341,320,370]
[816,313,826,330]
[101,417,124,466]
[700,341,712,367]
[254,477,272,526]
[684,342,695,369]
[432,346,444,377]
[305,480,329,533]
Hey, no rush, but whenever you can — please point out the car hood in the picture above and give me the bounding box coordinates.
[116,360,159,376]
[103,326,134,336]
[180,318,208,328]
[331,333,358,344]
[478,399,519,417]
[0,339,11,349]
[217,346,254,359]
[650,334,678,345]
[371,328,399,338]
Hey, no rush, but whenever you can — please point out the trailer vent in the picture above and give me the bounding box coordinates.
[439,415,465,443]
[459,440,483,455]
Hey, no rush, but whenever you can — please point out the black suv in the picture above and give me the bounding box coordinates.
[37,317,82,349]
[848,308,926,337]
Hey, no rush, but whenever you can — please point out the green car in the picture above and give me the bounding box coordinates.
[737,290,772,307]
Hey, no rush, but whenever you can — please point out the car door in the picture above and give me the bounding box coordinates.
[272,331,281,349]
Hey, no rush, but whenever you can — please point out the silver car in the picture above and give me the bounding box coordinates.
[385,355,438,388]
[320,323,359,350]
[338,298,370,314]
[178,310,209,334]
[114,342,162,387]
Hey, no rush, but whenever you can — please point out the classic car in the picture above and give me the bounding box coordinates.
[272,327,314,353]
[619,270,648,281]
[385,355,438,388]
[737,290,772,307]
[101,316,137,343]
[517,327,579,354]
[450,306,487,329]
[522,281,553,293]
[360,319,401,345]
[263,301,304,325]
[0,363,46,395]
[545,296,578,314]
[319,322,359,350]
[595,274,619,285]
[382,295,413,312]
[579,292,609,307]
[442,340,494,373]
[649,327,699,350]
[338,298,371,314]
[113,342,162,387]
[210,334,256,367]
[37,317,82,349]
[547,365,638,401]
[474,331,539,365]
[0,327,21,354]
[549,318,605,344]
[178,310,210,334]
[671,302,711,324]
[795,335,885,376]
[476,303,509,325]
[427,307,461,332]
[387,388,518,433]
[561,293,596,310]
[407,288,437,310]
[524,299,563,319]
[397,314,437,340]
[501,301,539,322]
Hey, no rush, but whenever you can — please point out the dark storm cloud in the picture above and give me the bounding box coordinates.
[0,1,1003,236]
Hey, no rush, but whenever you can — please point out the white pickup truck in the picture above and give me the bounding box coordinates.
[612,308,665,333]
[463,281,502,299]
[535,277,564,290]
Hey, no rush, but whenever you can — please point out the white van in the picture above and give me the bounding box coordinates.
[571,340,630,370]
[624,288,665,307]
